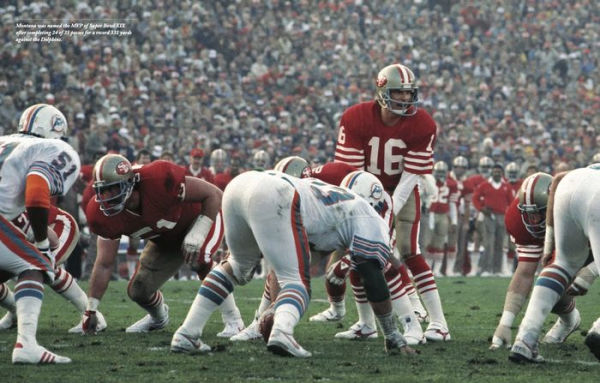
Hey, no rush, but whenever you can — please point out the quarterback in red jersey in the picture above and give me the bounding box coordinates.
[334,63,449,341]
[82,154,243,335]
[490,173,581,351]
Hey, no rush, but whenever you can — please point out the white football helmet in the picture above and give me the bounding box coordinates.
[18,103,68,139]
[252,150,271,169]
[506,162,519,182]
[433,161,448,183]
[274,156,312,178]
[340,170,385,213]
[478,156,494,178]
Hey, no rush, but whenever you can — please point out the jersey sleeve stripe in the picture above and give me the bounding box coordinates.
[407,150,433,156]
[334,152,365,161]
[404,156,433,164]
[27,162,64,196]
[335,146,364,154]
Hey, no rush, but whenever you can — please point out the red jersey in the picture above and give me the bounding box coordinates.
[86,161,201,246]
[504,198,543,262]
[334,101,436,192]
[311,162,357,185]
[462,173,486,197]
[472,179,514,214]
[508,179,523,197]
[185,164,215,184]
[213,170,234,191]
[12,205,78,264]
[430,177,459,214]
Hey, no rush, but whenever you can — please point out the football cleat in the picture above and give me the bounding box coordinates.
[267,329,311,358]
[125,304,169,333]
[0,311,17,330]
[334,321,378,340]
[12,342,71,364]
[170,330,211,353]
[230,319,261,341]
[68,311,107,334]
[489,324,512,350]
[216,319,244,338]
[542,309,581,344]
[509,337,544,363]
[402,317,426,345]
[424,325,451,342]
[309,307,344,322]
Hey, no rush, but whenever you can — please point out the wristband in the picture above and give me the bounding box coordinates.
[87,297,100,311]
[35,238,50,249]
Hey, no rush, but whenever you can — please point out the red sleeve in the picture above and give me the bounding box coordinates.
[312,162,357,185]
[142,161,187,204]
[81,180,95,211]
[402,111,436,175]
[472,183,485,211]
[334,105,365,168]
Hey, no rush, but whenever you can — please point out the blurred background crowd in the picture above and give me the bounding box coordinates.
[0,0,598,278]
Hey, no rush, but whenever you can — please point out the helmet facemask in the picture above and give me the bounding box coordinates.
[517,203,546,238]
[94,177,135,216]
[375,64,419,117]
[93,154,136,216]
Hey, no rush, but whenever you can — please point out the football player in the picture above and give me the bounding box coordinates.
[170,170,417,357]
[81,154,244,337]
[510,168,600,363]
[490,173,580,351]
[0,206,107,333]
[333,63,450,341]
[448,156,471,275]
[462,156,494,276]
[425,161,459,276]
[252,150,271,169]
[0,104,80,364]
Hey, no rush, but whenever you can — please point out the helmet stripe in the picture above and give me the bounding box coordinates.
[395,64,406,83]
[24,104,46,134]
[346,172,361,189]
[94,155,110,182]
[525,175,539,206]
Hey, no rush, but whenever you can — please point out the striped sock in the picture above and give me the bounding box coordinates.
[15,279,44,346]
[51,267,87,312]
[0,283,16,313]
[272,283,310,333]
[350,270,375,328]
[179,265,235,337]
[519,264,572,339]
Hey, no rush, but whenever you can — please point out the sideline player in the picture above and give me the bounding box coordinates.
[170,170,417,357]
[334,63,450,341]
[0,104,80,364]
[81,154,243,336]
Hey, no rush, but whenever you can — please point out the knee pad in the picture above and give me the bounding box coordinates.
[355,260,390,303]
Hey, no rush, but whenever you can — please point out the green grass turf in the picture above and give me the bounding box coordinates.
[1,276,599,382]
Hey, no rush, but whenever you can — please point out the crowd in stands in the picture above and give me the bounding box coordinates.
[0,1,598,277]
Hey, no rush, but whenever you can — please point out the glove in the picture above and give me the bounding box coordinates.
[489,324,512,350]
[326,255,352,286]
[82,310,99,335]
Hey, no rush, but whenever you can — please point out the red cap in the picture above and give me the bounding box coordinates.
[190,148,204,158]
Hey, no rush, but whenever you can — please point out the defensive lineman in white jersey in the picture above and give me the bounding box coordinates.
[0,104,80,364]
[171,170,415,357]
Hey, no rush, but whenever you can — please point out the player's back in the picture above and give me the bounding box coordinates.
[0,134,80,220]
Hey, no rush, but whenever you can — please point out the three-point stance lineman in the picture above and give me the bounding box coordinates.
[171,171,416,357]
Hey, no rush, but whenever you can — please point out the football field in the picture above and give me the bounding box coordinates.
[2,276,599,382]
